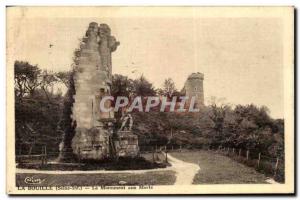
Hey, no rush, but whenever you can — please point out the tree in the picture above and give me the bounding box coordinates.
[111,74,134,99]
[14,61,66,102]
[14,60,68,156]
[55,71,72,88]
[132,75,156,96]
[208,103,230,147]
[39,70,58,101]
[58,70,77,161]
[158,78,177,98]
[14,61,41,99]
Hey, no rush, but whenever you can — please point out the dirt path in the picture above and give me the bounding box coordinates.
[165,153,200,185]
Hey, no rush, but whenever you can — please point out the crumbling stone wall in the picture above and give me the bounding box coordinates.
[71,22,120,160]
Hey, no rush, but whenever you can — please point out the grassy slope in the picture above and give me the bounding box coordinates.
[16,171,176,187]
[171,150,268,184]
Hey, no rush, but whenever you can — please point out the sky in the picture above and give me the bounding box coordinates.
[7,8,284,118]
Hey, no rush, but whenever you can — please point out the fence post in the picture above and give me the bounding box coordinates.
[172,145,174,151]
[239,149,241,157]
[257,152,261,168]
[44,146,47,164]
[233,148,235,154]
[274,157,279,177]
[246,150,249,160]
[165,151,168,163]
[41,146,44,166]
[78,147,81,164]
[152,147,155,163]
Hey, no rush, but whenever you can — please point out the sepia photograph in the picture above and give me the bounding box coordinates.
[6,6,294,195]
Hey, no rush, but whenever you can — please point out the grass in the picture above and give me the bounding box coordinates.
[17,155,168,171]
[224,152,284,183]
[171,150,268,184]
[16,171,176,187]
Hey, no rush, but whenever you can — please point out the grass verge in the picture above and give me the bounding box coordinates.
[171,150,269,184]
[16,170,176,187]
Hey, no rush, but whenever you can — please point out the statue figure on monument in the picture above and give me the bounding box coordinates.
[119,112,133,131]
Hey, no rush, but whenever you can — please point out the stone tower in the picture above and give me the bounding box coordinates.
[71,22,120,160]
[183,72,204,108]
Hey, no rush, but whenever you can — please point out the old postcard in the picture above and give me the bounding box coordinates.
[6,6,294,194]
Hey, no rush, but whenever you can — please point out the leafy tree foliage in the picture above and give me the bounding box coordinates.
[14,61,67,156]
[14,61,42,98]
[132,75,156,97]
[15,63,284,162]
[158,78,177,98]
[111,74,134,99]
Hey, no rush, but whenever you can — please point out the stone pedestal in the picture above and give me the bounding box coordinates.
[114,131,139,158]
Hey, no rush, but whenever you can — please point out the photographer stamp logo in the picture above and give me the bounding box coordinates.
[24,177,46,185]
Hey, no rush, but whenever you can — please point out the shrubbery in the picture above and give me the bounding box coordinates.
[15,61,284,181]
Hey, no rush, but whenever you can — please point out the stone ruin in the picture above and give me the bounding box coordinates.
[70,22,139,161]
[183,72,204,108]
